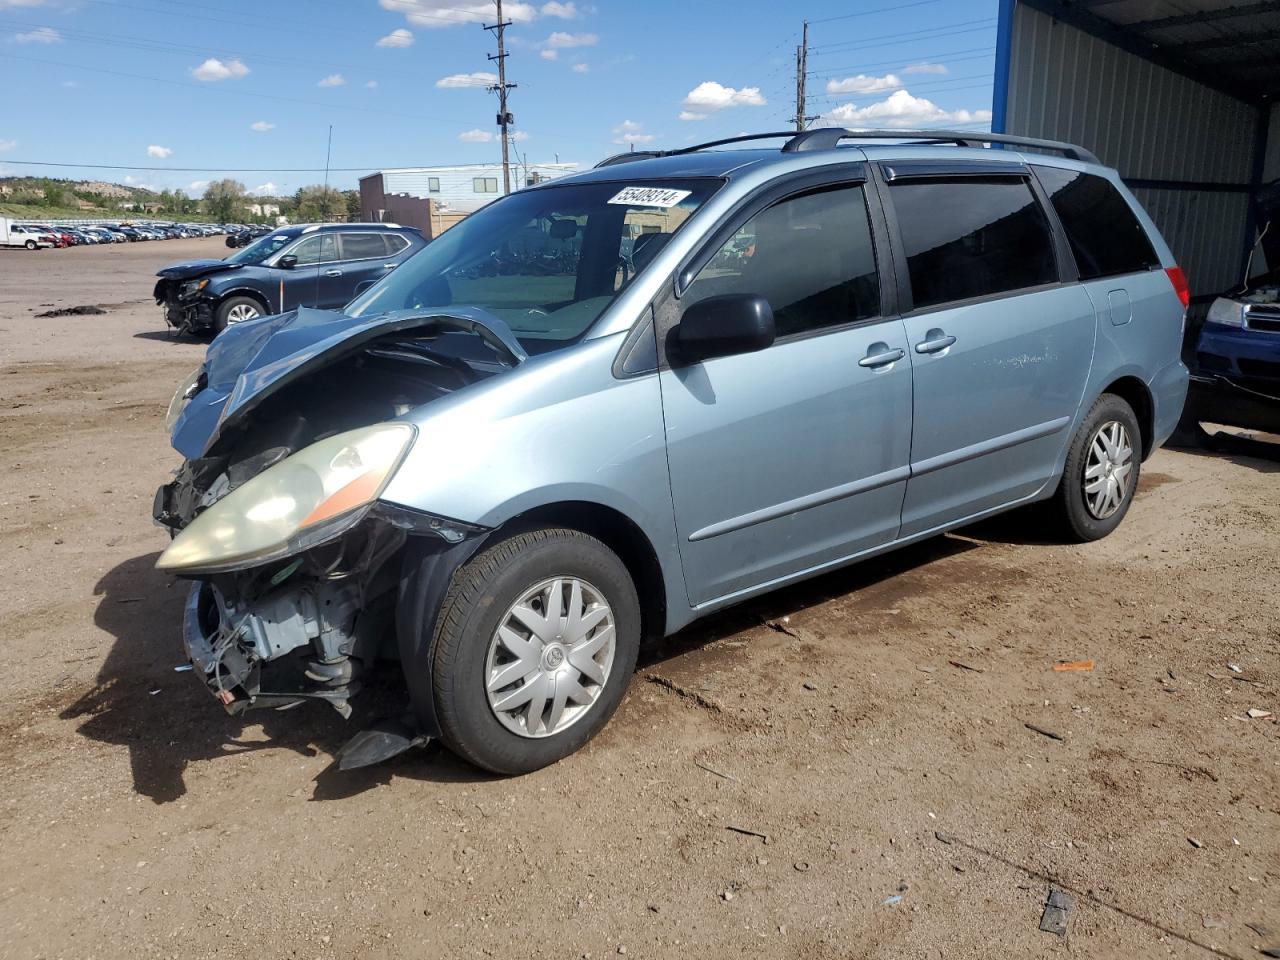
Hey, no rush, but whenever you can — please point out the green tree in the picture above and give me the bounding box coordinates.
[43,184,66,207]
[344,189,361,221]
[293,184,345,222]
[204,179,247,221]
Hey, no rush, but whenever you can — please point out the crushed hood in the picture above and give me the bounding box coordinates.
[156,259,243,282]
[170,305,527,460]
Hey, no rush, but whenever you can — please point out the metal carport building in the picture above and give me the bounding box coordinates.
[992,0,1280,304]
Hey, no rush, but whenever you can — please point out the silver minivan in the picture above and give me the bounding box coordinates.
[155,129,1190,773]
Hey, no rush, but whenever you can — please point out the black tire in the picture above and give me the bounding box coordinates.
[1049,393,1143,542]
[24,240,37,251]
[429,527,641,775]
[211,295,263,336]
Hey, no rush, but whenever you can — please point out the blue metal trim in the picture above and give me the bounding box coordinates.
[992,0,1016,134]
[911,416,1071,477]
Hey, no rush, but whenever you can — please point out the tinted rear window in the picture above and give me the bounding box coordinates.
[342,233,390,260]
[1034,166,1159,280]
[890,177,1057,310]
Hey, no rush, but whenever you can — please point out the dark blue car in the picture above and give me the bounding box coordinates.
[1183,292,1280,436]
[154,223,426,337]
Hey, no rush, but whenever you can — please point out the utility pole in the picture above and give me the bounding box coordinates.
[793,20,817,131]
[484,0,516,195]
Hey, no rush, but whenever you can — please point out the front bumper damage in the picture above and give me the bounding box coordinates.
[153,278,215,334]
[170,506,488,730]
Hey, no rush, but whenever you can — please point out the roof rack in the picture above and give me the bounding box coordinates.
[593,128,1099,169]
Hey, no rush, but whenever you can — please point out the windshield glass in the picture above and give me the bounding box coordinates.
[346,178,720,344]
[226,232,294,265]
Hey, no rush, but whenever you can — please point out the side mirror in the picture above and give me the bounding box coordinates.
[277,255,298,269]
[675,293,775,363]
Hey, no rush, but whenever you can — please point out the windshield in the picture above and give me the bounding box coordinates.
[346,178,720,344]
[226,232,294,265]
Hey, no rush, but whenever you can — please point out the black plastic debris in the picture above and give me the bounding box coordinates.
[1039,887,1074,936]
[335,718,429,770]
[35,305,107,318]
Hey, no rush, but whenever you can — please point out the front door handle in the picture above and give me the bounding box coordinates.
[915,329,957,354]
[383,263,397,270]
[858,346,906,368]
[324,268,343,278]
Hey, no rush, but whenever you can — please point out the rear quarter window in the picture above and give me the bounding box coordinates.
[889,177,1057,310]
[1033,166,1159,281]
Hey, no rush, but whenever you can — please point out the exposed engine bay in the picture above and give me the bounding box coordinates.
[155,317,513,732]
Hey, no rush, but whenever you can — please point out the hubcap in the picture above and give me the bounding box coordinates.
[227,303,260,323]
[484,577,616,739]
[1083,419,1134,520]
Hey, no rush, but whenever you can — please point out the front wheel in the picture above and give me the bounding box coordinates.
[1049,393,1142,542]
[211,295,263,336]
[24,240,37,250]
[428,528,641,775]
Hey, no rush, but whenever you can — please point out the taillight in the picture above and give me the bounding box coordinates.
[1166,266,1190,308]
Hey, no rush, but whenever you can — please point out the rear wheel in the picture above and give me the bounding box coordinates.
[1049,393,1142,542]
[212,296,263,336]
[428,528,641,775]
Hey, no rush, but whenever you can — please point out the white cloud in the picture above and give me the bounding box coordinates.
[820,89,992,129]
[249,182,278,196]
[146,145,172,158]
[571,62,589,73]
[366,79,379,88]
[904,62,948,75]
[376,27,414,47]
[826,73,901,95]
[379,0,537,28]
[318,73,345,87]
[541,1,576,17]
[14,26,60,43]
[544,30,596,48]
[188,180,209,193]
[612,120,654,145]
[540,48,558,60]
[0,0,53,7]
[681,81,765,117]
[250,120,275,132]
[436,71,497,88]
[0,139,16,152]
[458,128,494,142]
[191,57,249,82]
[60,79,78,88]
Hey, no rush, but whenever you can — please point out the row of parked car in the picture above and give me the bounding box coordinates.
[0,218,269,250]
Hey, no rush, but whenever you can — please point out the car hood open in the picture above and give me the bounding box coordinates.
[156,259,244,281]
[171,305,527,460]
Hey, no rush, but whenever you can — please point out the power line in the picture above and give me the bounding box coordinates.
[808,0,948,24]
[0,159,574,173]
[808,48,995,79]
[810,20,998,55]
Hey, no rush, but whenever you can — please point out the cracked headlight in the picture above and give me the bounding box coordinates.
[156,422,416,574]
[179,278,209,299]
[165,365,204,430]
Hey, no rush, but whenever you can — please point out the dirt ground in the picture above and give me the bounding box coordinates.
[0,238,1277,960]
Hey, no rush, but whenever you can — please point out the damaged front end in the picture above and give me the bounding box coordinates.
[155,306,523,731]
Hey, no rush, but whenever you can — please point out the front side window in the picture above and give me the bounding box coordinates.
[290,233,338,265]
[341,232,391,260]
[347,178,719,346]
[891,177,1056,310]
[685,183,881,338]
[1033,166,1159,281]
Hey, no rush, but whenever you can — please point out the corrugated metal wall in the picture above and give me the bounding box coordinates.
[1006,3,1259,294]
[1264,101,1280,184]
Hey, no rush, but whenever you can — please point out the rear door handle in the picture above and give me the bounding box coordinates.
[915,329,957,354]
[858,346,906,368]
[323,269,342,278]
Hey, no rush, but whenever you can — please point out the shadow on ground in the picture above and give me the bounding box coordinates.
[67,535,981,802]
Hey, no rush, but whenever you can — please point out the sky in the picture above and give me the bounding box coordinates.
[0,0,998,197]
